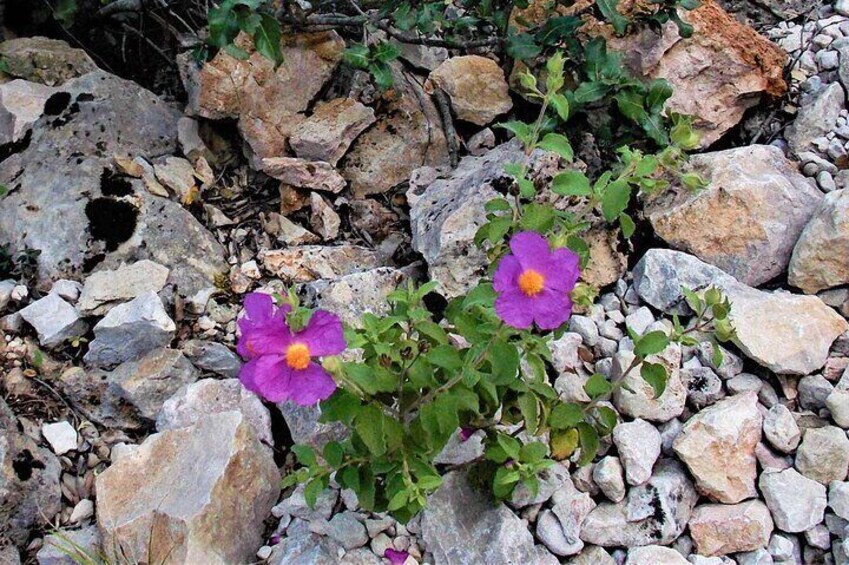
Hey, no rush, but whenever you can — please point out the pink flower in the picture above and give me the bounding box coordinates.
[459,427,475,442]
[384,548,410,564]
[493,231,580,330]
[237,292,346,405]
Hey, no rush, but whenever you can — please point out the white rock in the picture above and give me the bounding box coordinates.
[795,426,849,484]
[18,293,88,348]
[829,481,849,520]
[759,468,827,532]
[69,498,94,523]
[78,260,170,314]
[49,279,82,303]
[762,404,801,453]
[41,421,77,455]
[593,456,626,503]
[613,419,661,486]
[625,545,688,564]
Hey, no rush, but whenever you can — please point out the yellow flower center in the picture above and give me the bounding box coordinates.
[518,269,545,297]
[285,343,311,370]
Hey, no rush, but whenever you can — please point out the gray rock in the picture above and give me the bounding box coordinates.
[37,526,100,565]
[49,279,82,302]
[795,426,849,484]
[277,401,347,451]
[511,463,570,508]
[84,291,176,367]
[18,293,88,348]
[0,37,96,86]
[612,347,687,423]
[829,481,849,520]
[180,339,241,378]
[763,404,801,453]
[267,531,340,565]
[0,547,19,565]
[789,189,849,294]
[274,483,338,523]
[827,388,849,428]
[320,512,369,550]
[727,373,763,395]
[682,367,724,409]
[569,315,599,346]
[625,307,655,336]
[613,419,661,486]
[78,260,169,315]
[41,421,78,455]
[300,267,406,327]
[735,549,774,565]
[760,468,827,533]
[421,471,541,564]
[798,374,835,411]
[786,83,845,154]
[624,545,688,564]
[593,456,626,503]
[565,546,616,565]
[696,342,743,379]
[0,279,14,310]
[535,476,597,557]
[435,429,485,466]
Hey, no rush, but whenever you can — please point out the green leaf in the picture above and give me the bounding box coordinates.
[304,478,325,508]
[387,489,410,511]
[597,0,629,34]
[550,93,571,121]
[594,406,618,434]
[600,180,631,222]
[518,393,539,435]
[55,0,78,26]
[292,445,317,467]
[0,184,8,199]
[496,121,533,146]
[614,90,647,123]
[370,62,394,90]
[485,197,512,212]
[646,79,673,113]
[577,422,599,465]
[538,133,574,161]
[373,41,401,63]
[253,14,283,64]
[641,361,668,399]
[496,433,521,459]
[427,344,463,370]
[343,44,371,69]
[573,81,609,104]
[550,428,579,460]
[323,441,344,468]
[506,33,542,60]
[552,171,591,197]
[488,340,520,385]
[549,402,583,429]
[519,203,556,232]
[520,441,547,463]
[584,374,613,399]
[319,389,360,425]
[711,341,725,368]
[355,404,387,457]
[619,212,636,238]
[634,330,670,357]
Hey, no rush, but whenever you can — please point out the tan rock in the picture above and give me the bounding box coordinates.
[309,192,341,240]
[289,98,376,166]
[154,156,199,204]
[0,79,55,144]
[0,37,96,86]
[96,411,280,564]
[426,56,513,126]
[78,260,170,315]
[689,501,773,556]
[673,392,762,503]
[302,267,406,327]
[582,227,627,288]
[262,156,346,193]
[261,244,380,283]
[625,545,688,565]
[789,190,849,294]
[647,145,821,286]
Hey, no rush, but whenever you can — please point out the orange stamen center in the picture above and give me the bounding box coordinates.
[518,269,545,297]
[285,343,311,371]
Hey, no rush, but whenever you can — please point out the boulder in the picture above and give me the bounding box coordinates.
[0,37,96,86]
[289,98,376,166]
[96,411,280,564]
[789,189,849,294]
[689,501,773,556]
[786,82,844,155]
[426,55,513,125]
[78,260,169,315]
[647,145,821,286]
[18,293,88,348]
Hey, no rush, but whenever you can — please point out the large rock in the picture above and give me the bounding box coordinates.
[633,249,848,375]
[0,79,56,144]
[688,501,773,556]
[786,82,844,155]
[795,426,849,485]
[180,31,344,163]
[421,471,542,564]
[78,260,169,315]
[409,140,523,298]
[261,244,380,283]
[37,526,100,565]
[647,145,821,286]
[426,55,513,125]
[18,293,88,348]
[300,267,406,327]
[96,411,280,564]
[759,468,827,533]
[673,392,761,503]
[341,63,450,197]
[289,98,376,166]
[0,37,96,86]
[789,189,849,294]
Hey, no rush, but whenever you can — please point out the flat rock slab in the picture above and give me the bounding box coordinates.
[0,37,96,86]
[426,55,512,126]
[18,293,87,348]
[78,260,169,315]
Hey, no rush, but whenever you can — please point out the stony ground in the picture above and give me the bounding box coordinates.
[2,0,849,564]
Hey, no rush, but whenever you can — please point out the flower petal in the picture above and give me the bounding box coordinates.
[297,310,346,357]
[543,247,581,292]
[493,254,522,293]
[509,231,552,271]
[530,289,573,330]
[286,362,337,405]
[239,355,293,403]
[494,289,536,329]
[237,294,292,359]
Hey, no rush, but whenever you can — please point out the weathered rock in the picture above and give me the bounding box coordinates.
[581,460,697,547]
[180,31,344,162]
[795,426,849,485]
[786,82,844,155]
[0,79,55,144]
[78,260,169,315]
[798,374,834,411]
[180,339,241,378]
[289,98,376,166]
[316,512,369,550]
[633,249,849,374]
[421,471,540,564]
[759,468,827,533]
[0,37,96,86]
[426,56,512,125]
[829,481,849,520]
[612,347,686,423]
[309,192,341,240]
[261,245,380,283]
[96,411,280,564]
[689,501,773,556]
[84,291,176,368]
[277,402,347,451]
[762,404,800,453]
[18,293,88,348]
[673,392,761,503]
[593,456,626,503]
[613,419,661,486]
[41,421,78,455]
[647,145,821,286]
[267,527,340,564]
[0,546,19,565]
[37,526,100,565]
[535,473,597,556]
[789,189,849,294]
[300,267,406,327]
[582,227,628,288]
[153,156,197,203]
[262,157,347,193]
[624,545,689,564]
[341,63,450,196]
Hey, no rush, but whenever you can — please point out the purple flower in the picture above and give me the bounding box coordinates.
[237,292,346,405]
[493,231,579,330]
[384,548,410,565]
[459,427,475,442]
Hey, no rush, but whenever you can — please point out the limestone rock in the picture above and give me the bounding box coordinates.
[289,98,376,166]
[84,291,176,368]
[180,339,241,378]
[759,468,827,533]
[612,347,686,423]
[762,404,801,453]
[277,402,347,451]
[426,56,512,125]
[0,79,55,144]
[593,456,626,503]
[37,526,100,565]
[0,37,96,86]
[647,145,821,286]
[300,267,406,327]
[153,156,197,202]
[789,189,849,294]
[78,260,169,315]
[96,411,280,564]
[261,157,347,193]
[535,472,596,556]
[786,82,844,155]
[41,421,78,455]
[689,501,773,556]
[673,392,761,503]
[18,293,88,348]
[612,419,661,486]
[624,545,689,565]
[795,426,849,485]
[261,245,380,283]
[309,192,341,240]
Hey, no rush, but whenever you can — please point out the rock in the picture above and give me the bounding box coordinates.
[689,501,773,556]
[0,399,62,545]
[829,481,849,520]
[795,426,849,485]
[759,468,827,533]
[267,529,340,564]
[78,260,169,315]
[624,545,689,565]
[261,157,347,193]
[341,63,449,197]
[84,291,176,368]
[798,374,834,411]
[786,83,844,155]
[37,526,100,565]
[542,474,597,556]
[633,249,848,375]
[565,546,616,565]
[673,392,761,503]
[398,43,449,71]
[682,367,724,410]
[426,55,512,126]
[320,512,369,550]
[828,388,849,429]
[0,79,56,144]
[612,419,661,486]
[157,378,272,445]
[180,31,344,162]
[421,471,540,564]
[50,279,83,303]
[0,546,18,565]
[180,339,241,378]
[41,421,77,455]
[310,192,341,240]
[0,37,96,86]
[762,404,801,453]
[261,245,380,283]
[646,145,821,286]
[70,498,95,524]
[289,98,376,166]
[593,456,626,502]
[153,156,197,203]
[273,483,338,522]
[18,293,88,348]
[300,267,406,327]
[789,189,849,294]
[272,214,320,246]
[277,401,347,451]
[96,411,280,563]
[612,347,686,423]
[434,429,485,466]
[581,460,697,547]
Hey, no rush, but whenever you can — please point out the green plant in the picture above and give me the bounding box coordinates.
[206,0,283,64]
[342,41,402,90]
